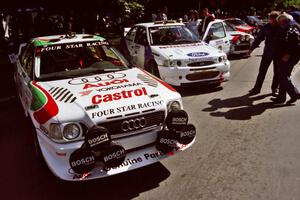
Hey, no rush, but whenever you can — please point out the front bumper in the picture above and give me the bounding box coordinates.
[157,61,230,87]
[37,127,194,181]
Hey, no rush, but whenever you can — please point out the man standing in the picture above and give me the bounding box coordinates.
[272,13,300,104]
[198,8,215,36]
[248,11,281,96]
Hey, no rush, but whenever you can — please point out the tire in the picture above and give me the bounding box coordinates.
[147,60,161,78]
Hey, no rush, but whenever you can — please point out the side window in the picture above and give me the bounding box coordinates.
[126,26,138,42]
[208,22,226,40]
[135,27,148,45]
[21,44,35,77]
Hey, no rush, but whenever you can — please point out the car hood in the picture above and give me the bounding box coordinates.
[35,68,180,125]
[151,42,223,60]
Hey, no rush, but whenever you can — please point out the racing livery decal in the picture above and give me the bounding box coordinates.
[49,87,77,103]
[137,74,158,87]
[139,69,177,92]
[29,81,59,124]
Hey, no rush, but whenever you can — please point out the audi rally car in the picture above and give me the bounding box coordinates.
[14,33,196,181]
[123,20,230,87]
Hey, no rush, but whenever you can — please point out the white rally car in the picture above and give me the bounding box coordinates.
[14,33,196,181]
[224,21,254,55]
[123,20,230,87]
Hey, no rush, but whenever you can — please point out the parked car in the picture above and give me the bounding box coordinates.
[122,20,230,87]
[14,33,196,181]
[224,18,258,36]
[224,21,254,55]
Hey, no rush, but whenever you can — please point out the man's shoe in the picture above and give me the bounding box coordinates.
[248,89,260,96]
[271,97,286,104]
[271,90,278,97]
[286,94,300,104]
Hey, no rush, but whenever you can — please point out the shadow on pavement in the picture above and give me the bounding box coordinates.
[176,84,223,97]
[228,54,249,61]
[202,93,294,120]
[0,101,170,200]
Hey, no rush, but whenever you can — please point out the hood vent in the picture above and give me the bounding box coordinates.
[49,87,77,103]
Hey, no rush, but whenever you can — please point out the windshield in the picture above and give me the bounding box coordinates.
[35,41,129,81]
[226,19,247,26]
[149,25,199,45]
[224,22,236,31]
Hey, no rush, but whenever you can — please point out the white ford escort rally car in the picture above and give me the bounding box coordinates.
[123,20,230,87]
[14,33,196,181]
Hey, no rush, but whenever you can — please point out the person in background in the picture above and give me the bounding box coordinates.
[157,6,168,21]
[198,8,215,36]
[247,11,281,96]
[288,5,300,24]
[186,10,200,39]
[272,13,300,104]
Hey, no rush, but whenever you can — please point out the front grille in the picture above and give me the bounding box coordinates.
[98,111,165,135]
[188,61,215,67]
[186,71,220,81]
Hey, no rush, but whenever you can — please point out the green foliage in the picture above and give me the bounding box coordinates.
[283,0,300,6]
[119,0,145,20]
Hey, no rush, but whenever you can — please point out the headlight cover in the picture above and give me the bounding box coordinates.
[63,123,81,140]
[168,101,182,112]
[49,123,63,140]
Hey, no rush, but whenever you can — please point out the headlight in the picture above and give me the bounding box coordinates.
[218,55,227,63]
[63,123,81,140]
[169,101,181,112]
[245,35,250,41]
[49,123,62,140]
[163,60,183,67]
[236,40,241,45]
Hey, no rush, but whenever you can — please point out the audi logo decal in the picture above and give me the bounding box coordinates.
[121,117,147,132]
[68,73,127,85]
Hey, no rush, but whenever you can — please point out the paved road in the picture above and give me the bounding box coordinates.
[1,46,300,200]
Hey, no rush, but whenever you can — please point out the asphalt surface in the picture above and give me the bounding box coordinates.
[1,46,300,200]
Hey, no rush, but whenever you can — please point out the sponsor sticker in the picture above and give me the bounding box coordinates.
[69,148,96,174]
[187,52,209,57]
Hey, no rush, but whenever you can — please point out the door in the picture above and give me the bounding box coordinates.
[203,21,230,54]
[16,43,34,111]
[125,26,138,64]
[133,26,148,68]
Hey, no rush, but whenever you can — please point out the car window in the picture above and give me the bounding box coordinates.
[35,41,129,81]
[224,22,236,31]
[149,25,198,45]
[126,26,138,42]
[135,27,148,45]
[207,22,226,40]
[21,43,35,76]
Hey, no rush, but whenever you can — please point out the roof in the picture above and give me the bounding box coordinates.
[135,21,185,28]
[32,34,105,47]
